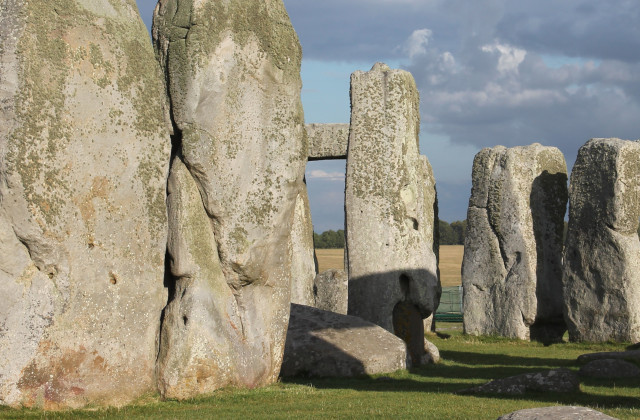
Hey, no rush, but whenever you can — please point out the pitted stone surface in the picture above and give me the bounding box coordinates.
[290,185,317,306]
[497,406,617,420]
[462,144,568,341]
[0,0,171,409]
[563,138,640,343]
[460,369,580,395]
[577,349,640,364]
[306,123,349,160]
[345,63,440,361]
[153,0,307,399]
[579,359,640,378]
[281,304,407,378]
[313,269,348,314]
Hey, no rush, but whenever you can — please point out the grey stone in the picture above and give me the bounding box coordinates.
[0,0,170,409]
[345,63,440,365]
[290,184,317,307]
[579,359,640,378]
[577,350,640,364]
[460,369,580,395]
[422,339,440,364]
[281,304,407,378]
[153,0,306,399]
[497,406,617,420]
[462,144,568,341]
[313,269,348,314]
[563,138,640,343]
[306,123,349,160]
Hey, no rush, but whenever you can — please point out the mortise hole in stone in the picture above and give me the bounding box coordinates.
[183,315,188,325]
[109,272,117,285]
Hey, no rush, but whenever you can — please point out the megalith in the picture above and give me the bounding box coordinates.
[0,0,170,408]
[290,183,317,307]
[345,63,440,364]
[462,144,567,341]
[153,0,307,398]
[563,138,640,343]
[313,269,348,314]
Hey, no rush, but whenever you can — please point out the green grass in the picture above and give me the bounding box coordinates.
[2,327,639,419]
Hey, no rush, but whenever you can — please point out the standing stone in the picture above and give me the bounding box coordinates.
[345,63,440,365]
[462,144,568,341]
[290,183,317,306]
[313,269,348,314]
[153,0,307,398]
[0,0,170,408]
[563,138,640,343]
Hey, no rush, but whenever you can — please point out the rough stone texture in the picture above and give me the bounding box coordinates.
[577,349,640,363]
[579,359,640,378]
[306,123,349,160]
[0,0,170,409]
[563,138,640,343]
[345,63,440,363]
[422,338,440,364]
[459,369,580,395]
[290,183,316,306]
[497,406,617,420]
[313,269,348,314]
[281,304,407,378]
[462,144,568,341]
[153,0,306,398]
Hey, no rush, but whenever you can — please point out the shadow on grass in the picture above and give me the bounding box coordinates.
[440,350,572,368]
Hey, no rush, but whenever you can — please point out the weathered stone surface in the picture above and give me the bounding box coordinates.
[497,406,617,420]
[313,269,348,314]
[345,63,440,364]
[153,0,306,398]
[306,123,349,160]
[579,359,640,378]
[281,304,407,378]
[422,338,440,364]
[577,349,640,363]
[462,144,567,341]
[563,138,640,343]
[290,184,317,306]
[460,369,580,395]
[0,0,170,409]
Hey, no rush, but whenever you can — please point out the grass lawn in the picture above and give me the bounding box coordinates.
[3,328,638,419]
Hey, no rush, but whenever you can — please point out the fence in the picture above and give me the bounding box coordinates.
[434,286,463,322]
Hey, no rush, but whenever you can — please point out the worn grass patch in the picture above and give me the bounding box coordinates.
[315,248,344,273]
[3,329,638,419]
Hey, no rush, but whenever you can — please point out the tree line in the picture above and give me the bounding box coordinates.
[313,229,345,249]
[439,220,467,245]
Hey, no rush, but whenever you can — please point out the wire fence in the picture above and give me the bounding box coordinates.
[434,286,463,322]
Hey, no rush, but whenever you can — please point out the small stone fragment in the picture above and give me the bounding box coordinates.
[459,369,580,395]
[497,406,617,420]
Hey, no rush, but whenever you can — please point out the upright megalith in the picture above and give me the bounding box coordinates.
[462,144,567,341]
[345,63,440,364]
[0,0,170,408]
[563,138,640,343]
[290,184,317,307]
[153,0,307,398]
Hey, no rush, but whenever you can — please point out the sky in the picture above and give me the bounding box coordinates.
[136,0,640,232]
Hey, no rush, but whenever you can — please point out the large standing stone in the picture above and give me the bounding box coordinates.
[0,0,170,408]
[290,183,317,306]
[345,63,440,364]
[153,0,307,398]
[313,269,348,314]
[462,144,567,341]
[563,138,640,343]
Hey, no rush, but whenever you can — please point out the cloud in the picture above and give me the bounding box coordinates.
[481,42,527,75]
[404,29,433,59]
[306,170,345,182]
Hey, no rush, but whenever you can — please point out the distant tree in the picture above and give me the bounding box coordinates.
[313,229,345,249]
[450,220,467,245]
[438,220,456,245]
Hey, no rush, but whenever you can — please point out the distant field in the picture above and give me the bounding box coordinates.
[315,245,463,287]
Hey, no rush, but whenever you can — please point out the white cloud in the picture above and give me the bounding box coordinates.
[307,170,345,182]
[481,42,527,75]
[404,28,433,59]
